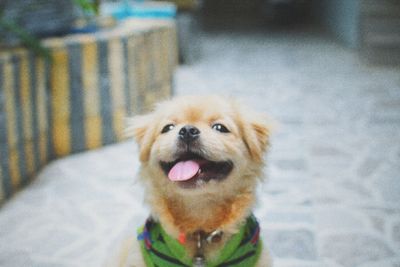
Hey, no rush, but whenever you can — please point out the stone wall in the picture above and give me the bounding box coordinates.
[0,19,177,203]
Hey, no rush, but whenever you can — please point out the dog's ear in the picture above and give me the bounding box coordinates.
[239,112,270,163]
[125,114,156,162]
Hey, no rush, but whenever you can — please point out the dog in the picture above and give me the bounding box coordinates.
[120,95,272,267]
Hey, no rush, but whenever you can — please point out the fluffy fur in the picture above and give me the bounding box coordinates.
[119,95,272,267]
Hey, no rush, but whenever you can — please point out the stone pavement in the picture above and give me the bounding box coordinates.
[0,25,399,267]
[174,26,400,267]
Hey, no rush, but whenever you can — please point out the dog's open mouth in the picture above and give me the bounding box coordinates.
[160,153,233,188]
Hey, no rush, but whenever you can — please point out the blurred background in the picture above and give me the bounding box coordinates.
[0,0,399,266]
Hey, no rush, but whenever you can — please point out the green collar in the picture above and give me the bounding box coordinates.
[137,215,262,267]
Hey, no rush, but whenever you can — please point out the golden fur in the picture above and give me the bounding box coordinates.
[119,95,272,267]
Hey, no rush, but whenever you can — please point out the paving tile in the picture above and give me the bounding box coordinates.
[265,229,317,260]
[392,221,400,244]
[372,163,400,203]
[321,233,395,267]
[314,207,368,231]
[357,156,383,178]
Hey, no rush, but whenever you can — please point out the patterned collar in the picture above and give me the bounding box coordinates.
[137,215,261,267]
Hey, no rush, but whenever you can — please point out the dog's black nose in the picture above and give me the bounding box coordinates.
[179,125,200,143]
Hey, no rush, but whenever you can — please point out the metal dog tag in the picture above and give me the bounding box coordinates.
[193,256,206,267]
[193,231,206,267]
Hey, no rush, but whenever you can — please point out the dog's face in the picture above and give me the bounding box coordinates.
[128,96,270,196]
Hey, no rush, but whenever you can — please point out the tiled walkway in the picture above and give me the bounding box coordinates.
[0,25,399,267]
[175,26,400,267]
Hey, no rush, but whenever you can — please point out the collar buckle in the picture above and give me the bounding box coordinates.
[192,229,224,266]
[206,229,223,244]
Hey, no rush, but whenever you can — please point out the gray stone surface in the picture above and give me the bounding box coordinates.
[266,229,317,260]
[0,23,400,267]
[0,143,145,267]
[372,163,400,203]
[321,233,395,267]
[358,259,400,267]
[174,23,400,267]
[393,221,400,243]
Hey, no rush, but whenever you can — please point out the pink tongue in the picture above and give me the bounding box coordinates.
[168,160,200,181]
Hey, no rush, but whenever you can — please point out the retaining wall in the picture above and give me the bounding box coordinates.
[0,19,177,203]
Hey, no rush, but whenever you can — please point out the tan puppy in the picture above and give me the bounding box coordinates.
[123,95,272,267]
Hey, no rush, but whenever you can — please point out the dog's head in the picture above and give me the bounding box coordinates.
[127,95,270,195]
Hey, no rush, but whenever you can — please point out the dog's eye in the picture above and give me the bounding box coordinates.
[161,124,175,134]
[212,123,230,133]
